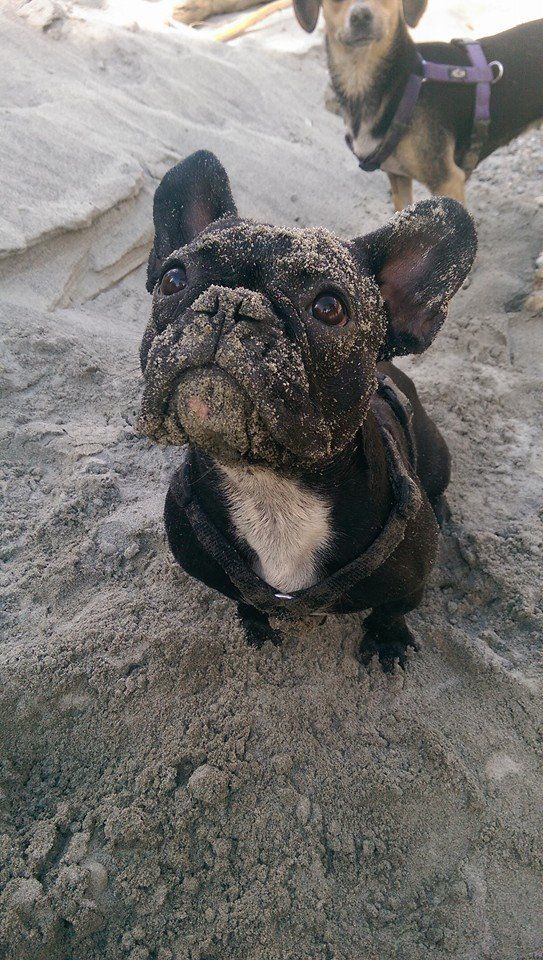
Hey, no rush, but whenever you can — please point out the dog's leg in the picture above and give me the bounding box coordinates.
[359,589,424,671]
[387,172,413,211]
[430,493,451,528]
[237,601,283,648]
[429,163,466,205]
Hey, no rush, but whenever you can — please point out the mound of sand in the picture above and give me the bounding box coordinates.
[1,3,542,958]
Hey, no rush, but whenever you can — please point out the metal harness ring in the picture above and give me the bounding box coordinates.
[489,60,504,83]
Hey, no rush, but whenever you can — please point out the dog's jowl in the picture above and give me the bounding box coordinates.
[139,150,477,669]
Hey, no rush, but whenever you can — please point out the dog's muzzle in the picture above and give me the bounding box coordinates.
[138,285,285,459]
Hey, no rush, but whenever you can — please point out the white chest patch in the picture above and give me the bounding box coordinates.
[352,118,406,177]
[218,465,333,593]
[352,117,381,160]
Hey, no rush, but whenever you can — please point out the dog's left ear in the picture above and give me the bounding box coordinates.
[402,0,428,28]
[293,0,321,32]
[352,198,477,358]
[146,150,237,292]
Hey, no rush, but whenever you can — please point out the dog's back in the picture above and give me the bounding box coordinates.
[417,19,543,171]
[481,19,543,158]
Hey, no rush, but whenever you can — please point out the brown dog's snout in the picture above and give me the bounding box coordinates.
[347,2,374,40]
[349,3,373,33]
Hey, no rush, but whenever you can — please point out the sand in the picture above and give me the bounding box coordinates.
[1,1,542,957]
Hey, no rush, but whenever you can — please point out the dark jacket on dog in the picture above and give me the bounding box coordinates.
[139,151,477,668]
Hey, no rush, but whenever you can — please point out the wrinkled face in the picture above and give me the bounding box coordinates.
[140,220,385,468]
[321,0,399,47]
[139,151,477,471]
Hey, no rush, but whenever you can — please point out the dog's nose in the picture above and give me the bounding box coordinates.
[348,3,373,36]
[192,285,271,327]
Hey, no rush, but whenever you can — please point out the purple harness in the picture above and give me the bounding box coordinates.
[353,39,504,175]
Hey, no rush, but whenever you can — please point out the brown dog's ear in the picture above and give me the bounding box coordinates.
[146,150,237,292]
[352,198,477,358]
[402,0,427,27]
[293,0,321,32]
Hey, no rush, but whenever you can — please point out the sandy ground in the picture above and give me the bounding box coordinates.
[1,1,543,958]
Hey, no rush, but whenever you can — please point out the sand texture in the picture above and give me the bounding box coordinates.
[1,2,542,957]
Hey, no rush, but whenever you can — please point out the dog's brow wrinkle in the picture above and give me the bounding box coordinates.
[188,220,381,335]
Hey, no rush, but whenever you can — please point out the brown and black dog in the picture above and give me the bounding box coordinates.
[139,151,477,669]
[294,0,543,209]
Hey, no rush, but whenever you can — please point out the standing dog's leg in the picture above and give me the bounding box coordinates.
[428,143,467,205]
[387,173,414,211]
[430,169,466,204]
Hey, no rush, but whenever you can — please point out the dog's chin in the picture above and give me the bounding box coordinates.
[171,367,286,467]
[146,365,358,471]
[337,30,380,48]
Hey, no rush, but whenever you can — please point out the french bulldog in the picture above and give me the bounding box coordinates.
[139,150,476,669]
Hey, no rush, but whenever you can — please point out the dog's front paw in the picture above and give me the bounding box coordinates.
[170,0,214,25]
[244,618,283,649]
[237,602,283,649]
[359,619,419,672]
[431,493,451,528]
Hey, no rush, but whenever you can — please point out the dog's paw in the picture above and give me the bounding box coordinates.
[237,604,283,650]
[431,493,451,528]
[244,618,283,649]
[358,623,420,672]
[526,250,543,315]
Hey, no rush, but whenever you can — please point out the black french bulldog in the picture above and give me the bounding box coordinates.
[139,150,476,669]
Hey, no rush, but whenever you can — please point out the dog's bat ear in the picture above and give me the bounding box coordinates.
[146,150,237,293]
[352,198,477,358]
[293,0,321,32]
[402,0,427,27]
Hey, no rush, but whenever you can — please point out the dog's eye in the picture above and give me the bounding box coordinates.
[160,267,187,296]
[311,292,349,326]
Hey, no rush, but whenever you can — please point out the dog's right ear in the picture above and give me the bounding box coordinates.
[351,197,477,358]
[402,0,427,27]
[293,0,321,32]
[146,150,237,293]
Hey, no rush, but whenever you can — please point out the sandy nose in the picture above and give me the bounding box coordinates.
[187,396,210,420]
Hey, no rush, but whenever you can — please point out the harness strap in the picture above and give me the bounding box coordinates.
[356,66,425,174]
[172,378,422,620]
[452,39,497,174]
[376,372,417,474]
[353,40,503,175]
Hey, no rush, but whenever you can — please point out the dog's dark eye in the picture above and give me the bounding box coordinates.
[160,267,187,296]
[311,293,349,326]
